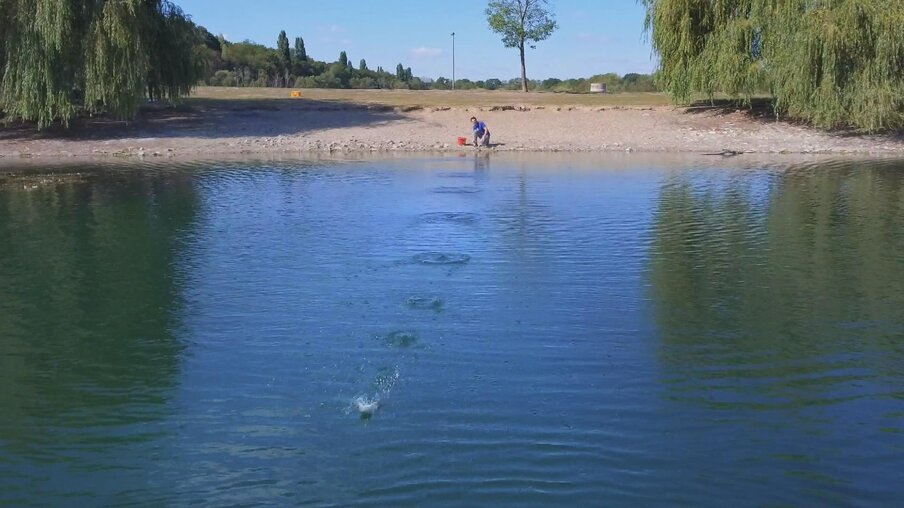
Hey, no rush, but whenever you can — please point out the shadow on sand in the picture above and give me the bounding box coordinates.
[683,98,778,120]
[683,97,903,139]
[0,97,409,142]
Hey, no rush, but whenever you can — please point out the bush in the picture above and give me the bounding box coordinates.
[484,78,503,90]
[208,70,237,87]
[433,77,451,90]
[349,77,377,89]
[220,72,237,87]
[294,76,319,88]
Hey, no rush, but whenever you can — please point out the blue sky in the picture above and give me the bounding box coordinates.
[176,0,656,80]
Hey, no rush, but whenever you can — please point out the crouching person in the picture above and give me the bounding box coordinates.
[471,116,490,147]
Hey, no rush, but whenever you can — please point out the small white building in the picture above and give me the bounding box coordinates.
[590,83,607,93]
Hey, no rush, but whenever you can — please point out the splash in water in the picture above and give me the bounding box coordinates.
[350,366,400,420]
[354,395,380,419]
[373,366,400,393]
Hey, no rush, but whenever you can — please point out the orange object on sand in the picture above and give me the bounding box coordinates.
[457,136,467,146]
[290,91,302,98]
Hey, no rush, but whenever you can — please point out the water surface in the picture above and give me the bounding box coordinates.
[2,155,904,506]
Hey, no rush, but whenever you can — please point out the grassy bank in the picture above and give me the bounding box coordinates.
[188,86,672,108]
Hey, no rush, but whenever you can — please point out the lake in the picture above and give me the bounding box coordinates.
[2,154,903,506]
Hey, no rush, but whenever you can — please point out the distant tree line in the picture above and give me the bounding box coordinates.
[429,73,656,93]
[199,29,426,90]
[199,29,657,93]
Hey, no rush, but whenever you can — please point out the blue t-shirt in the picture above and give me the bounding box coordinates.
[473,121,487,136]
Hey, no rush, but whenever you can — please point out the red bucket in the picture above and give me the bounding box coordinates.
[457,136,467,146]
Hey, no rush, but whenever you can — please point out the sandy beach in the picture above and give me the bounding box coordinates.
[0,88,901,159]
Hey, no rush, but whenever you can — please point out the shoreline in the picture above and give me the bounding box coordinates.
[1,97,902,160]
[2,149,900,173]
[3,149,902,187]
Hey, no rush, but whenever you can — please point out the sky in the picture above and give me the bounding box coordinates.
[176,0,657,81]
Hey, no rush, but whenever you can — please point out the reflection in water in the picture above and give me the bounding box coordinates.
[2,156,904,506]
[473,152,491,175]
[648,161,904,500]
[0,169,197,501]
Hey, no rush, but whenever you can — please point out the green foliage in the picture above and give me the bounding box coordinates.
[486,0,558,49]
[146,5,206,101]
[359,59,367,71]
[484,78,504,90]
[325,62,351,88]
[392,64,413,83]
[294,76,318,88]
[276,31,290,62]
[293,37,306,61]
[219,40,276,86]
[621,73,657,92]
[486,0,558,91]
[0,0,203,127]
[197,26,221,52]
[276,30,291,86]
[209,70,236,87]
[643,0,904,131]
[350,76,377,89]
[339,51,348,67]
[433,77,451,90]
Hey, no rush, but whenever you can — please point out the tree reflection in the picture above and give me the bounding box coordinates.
[648,162,904,408]
[0,169,198,436]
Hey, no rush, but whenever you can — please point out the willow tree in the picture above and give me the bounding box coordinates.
[642,0,904,131]
[486,0,558,92]
[0,0,203,127]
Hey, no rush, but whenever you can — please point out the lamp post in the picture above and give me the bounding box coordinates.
[451,32,456,91]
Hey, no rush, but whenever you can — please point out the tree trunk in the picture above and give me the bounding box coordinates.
[519,42,528,92]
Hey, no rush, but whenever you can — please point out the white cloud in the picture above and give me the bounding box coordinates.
[410,47,444,58]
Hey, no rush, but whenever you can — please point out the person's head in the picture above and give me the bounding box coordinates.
[470,116,477,124]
